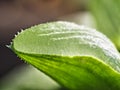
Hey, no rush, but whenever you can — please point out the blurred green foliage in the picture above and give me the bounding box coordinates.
[90,0,120,50]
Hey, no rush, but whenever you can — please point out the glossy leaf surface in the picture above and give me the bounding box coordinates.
[11,21,120,90]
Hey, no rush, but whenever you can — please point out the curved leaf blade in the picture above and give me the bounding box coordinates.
[11,21,120,89]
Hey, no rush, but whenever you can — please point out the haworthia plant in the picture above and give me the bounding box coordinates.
[90,0,120,50]
[10,21,120,90]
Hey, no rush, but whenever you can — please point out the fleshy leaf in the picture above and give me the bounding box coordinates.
[11,21,120,90]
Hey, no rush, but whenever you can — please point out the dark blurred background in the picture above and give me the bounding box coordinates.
[0,0,87,81]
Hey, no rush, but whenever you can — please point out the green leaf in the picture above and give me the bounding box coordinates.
[11,21,120,90]
[89,0,120,50]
